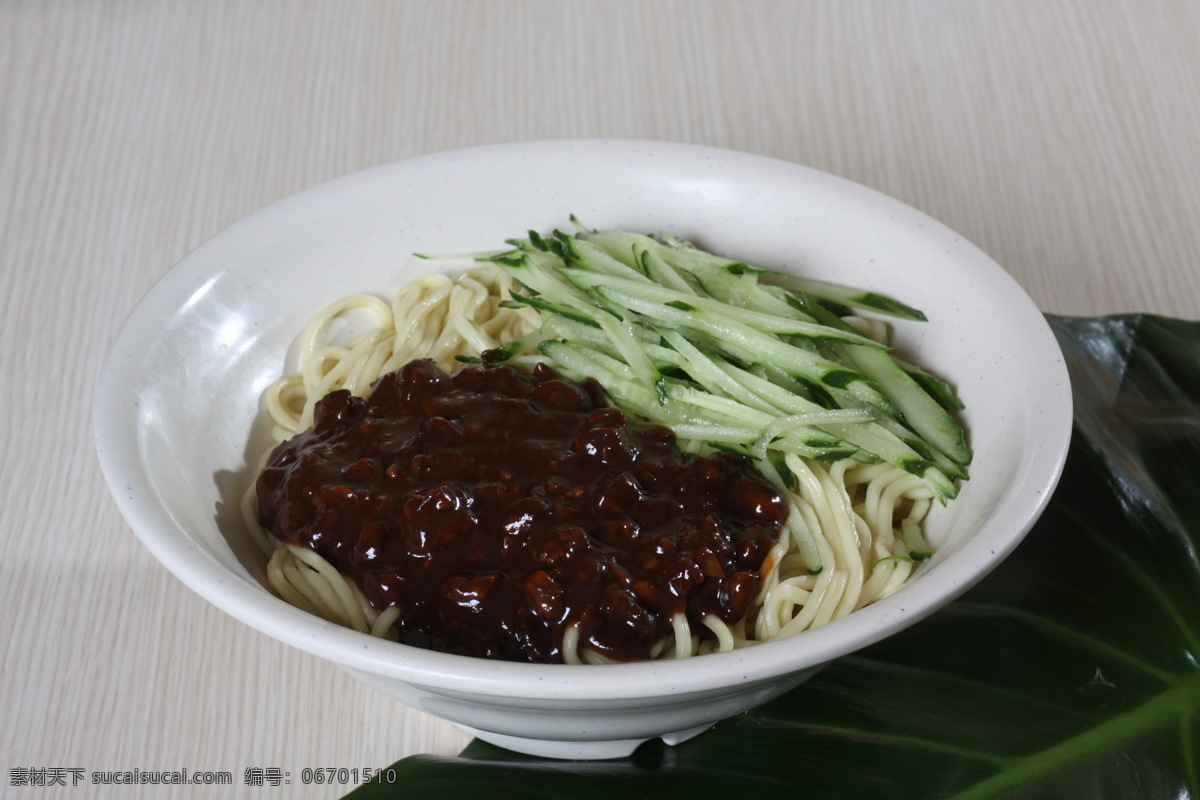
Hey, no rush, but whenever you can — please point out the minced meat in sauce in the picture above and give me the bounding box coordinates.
[256,359,788,663]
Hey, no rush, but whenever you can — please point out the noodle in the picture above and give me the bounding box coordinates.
[240,263,937,662]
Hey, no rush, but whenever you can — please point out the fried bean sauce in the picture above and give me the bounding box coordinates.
[256,360,787,663]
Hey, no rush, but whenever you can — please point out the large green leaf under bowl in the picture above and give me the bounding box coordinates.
[345,314,1200,800]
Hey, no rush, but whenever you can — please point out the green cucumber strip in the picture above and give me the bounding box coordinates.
[750,411,874,461]
[538,315,614,349]
[871,555,916,573]
[496,246,566,273]
[760,330,886,421]
[662,386,837,453]
[844,404,966,481]
[594,312,661,390]
[538,317,662,367]
[562,344,641,386]
[478,326,549,364]
[840,343,971,465]
[665,423,767,445]
[683,265,758,308]
[808,385,966,482]
[660,233,765,273]
[561,236,653,283]
[558,268,885,347]
[901,517,934,560]
[633,242,700,294]
[576,228,671,259]
[543,342,842,459]
[501,294,601,329]
[655,248,760,307]
[582,229,770,308]
[656,328,865,446]
[664,382,780,429]
[491,251,580,296]
[656,235,805,314]
[662,383,848,459]
[787,507,824,574]
[734,281,819,321]
[412,249,511,261]
[656,327,788,415]
[571,228,694,297]
[761,273,928,321]
[905,433,968,481]
[893,356,967,412]
[749,362,836,409]
[819,421,958,500]
[573,229,647,268]
[716,360,843,417]
[707,361,921,469]
[541,342,751,436]
[768,454,795,488]
[590,286,879,398]
[799,292,970,465]
[771,439,860,462]
[500,254,646,332]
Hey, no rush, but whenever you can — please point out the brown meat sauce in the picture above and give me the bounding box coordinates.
[257,360,788,663]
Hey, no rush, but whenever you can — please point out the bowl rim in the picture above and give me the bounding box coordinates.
[93,138,1073,700]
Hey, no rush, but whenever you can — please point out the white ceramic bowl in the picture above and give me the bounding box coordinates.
[94,140,1072,760]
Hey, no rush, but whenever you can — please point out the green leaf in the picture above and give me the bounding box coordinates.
[345,314,1200,800]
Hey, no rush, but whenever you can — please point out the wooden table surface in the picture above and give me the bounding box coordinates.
[3,2,1197,797]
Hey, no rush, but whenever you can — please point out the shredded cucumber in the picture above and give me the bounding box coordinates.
[473,222,970,504]
[901,517,934,560]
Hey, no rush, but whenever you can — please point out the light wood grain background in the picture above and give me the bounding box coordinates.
[2,2,1197,798]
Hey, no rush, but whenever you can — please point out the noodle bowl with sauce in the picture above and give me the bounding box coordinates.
[95,140,1071,758]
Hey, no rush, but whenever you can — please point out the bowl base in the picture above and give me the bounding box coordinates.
[462,721,713,760]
